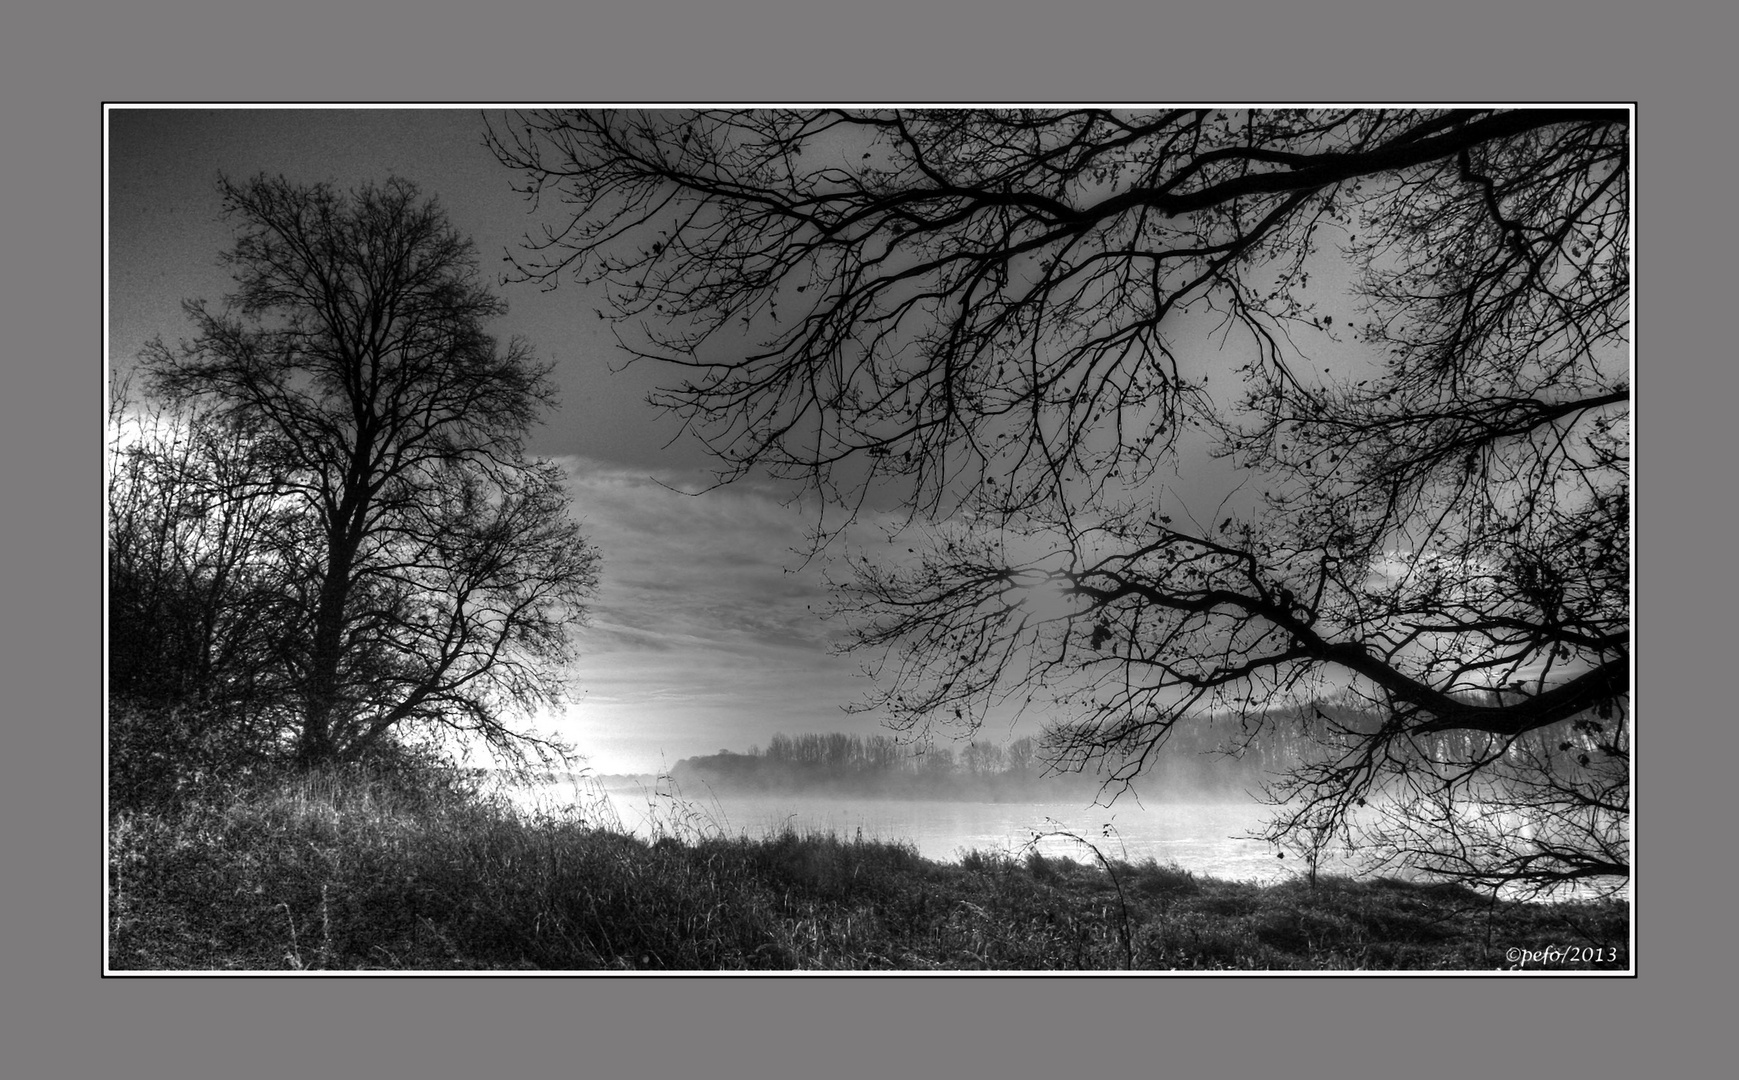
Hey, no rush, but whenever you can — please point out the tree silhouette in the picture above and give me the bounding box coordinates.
[137,175,600,768]
[490,109,1629,893]
[107,383,311,797]
[108,384,292,713]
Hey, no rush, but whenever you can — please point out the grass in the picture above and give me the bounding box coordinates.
[107,765,1630,971]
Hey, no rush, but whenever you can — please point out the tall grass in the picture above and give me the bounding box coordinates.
[108,764,1629,971]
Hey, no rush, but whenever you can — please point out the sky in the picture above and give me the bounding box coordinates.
[105,107,937,774]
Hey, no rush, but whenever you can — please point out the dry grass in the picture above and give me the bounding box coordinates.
[108,766,1630,971]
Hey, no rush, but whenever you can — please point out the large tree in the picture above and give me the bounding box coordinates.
[138,175,600,768]
[489,109,1630,894]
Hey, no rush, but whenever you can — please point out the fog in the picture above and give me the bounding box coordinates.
[664,727,1286,807]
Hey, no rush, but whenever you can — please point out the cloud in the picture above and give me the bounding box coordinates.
[546,456,883,771]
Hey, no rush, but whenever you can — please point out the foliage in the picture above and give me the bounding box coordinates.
[125,175,600,770]
[488,108,1630,896]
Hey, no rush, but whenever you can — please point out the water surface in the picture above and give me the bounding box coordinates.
[509,776,1334,884]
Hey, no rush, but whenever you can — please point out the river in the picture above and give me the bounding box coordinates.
[499,775,1342,884]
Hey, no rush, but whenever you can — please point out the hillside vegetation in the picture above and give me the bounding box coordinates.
[109,760,1626,971]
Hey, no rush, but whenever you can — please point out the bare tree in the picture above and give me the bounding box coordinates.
[962,740,1006,776]
[1330,700,1629,899]
[490,109,1629,893]
[109,382,287,710]
[108,380,308,792]
[139,174,600,767]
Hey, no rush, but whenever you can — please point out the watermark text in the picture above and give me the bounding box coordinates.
[1505,945,1623,968]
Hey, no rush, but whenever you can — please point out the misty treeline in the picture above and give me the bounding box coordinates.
[674,731,1075,800]
[108,175,599,807]
[672,698,1623,816]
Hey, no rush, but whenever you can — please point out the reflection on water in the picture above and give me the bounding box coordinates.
[503,775,1344,885]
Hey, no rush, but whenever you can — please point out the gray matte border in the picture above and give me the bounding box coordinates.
[14,0,1723,1076]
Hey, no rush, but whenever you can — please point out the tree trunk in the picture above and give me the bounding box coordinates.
[298,530,358,767]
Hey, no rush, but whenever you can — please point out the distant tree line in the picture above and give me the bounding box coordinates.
[674,698,1625,835]
[672,731,1077,800]
[673,714,1330,801]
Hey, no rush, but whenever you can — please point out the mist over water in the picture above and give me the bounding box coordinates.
[503,775,1349,884]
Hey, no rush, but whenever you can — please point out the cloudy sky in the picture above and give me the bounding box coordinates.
[106,107,948,774]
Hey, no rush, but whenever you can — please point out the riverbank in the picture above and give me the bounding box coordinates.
[107,765,1629,971]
